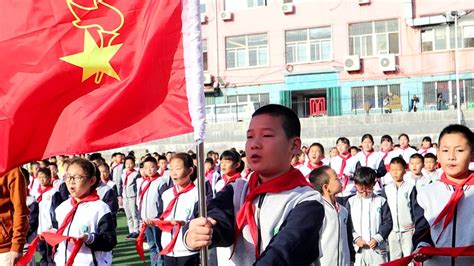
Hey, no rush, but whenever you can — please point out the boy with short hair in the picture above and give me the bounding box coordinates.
[184,104,324,265]
[422,153,442,181]
[309,166,354,266]
[347,167,392,265]
[381,157,415,261]
[121,156,140,239]
[405,153,431,190]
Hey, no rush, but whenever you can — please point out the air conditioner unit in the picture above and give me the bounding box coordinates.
[358,0,371,5]
[379,54,396,72]
[282,3,294,14]
[221,11,232,21]
[200,14,207,24]
[344,55,361,71]
[204,74,212,85]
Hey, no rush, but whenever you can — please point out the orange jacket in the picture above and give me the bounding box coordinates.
[0,168,29,253]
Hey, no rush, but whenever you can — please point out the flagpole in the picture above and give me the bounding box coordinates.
[196,140,208,266]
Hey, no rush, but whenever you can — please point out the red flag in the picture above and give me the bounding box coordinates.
[0,0,205,175]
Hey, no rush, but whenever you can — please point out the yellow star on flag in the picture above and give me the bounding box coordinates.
[60,30,122,82]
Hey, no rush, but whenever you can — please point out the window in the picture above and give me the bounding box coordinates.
[421,14,474,52]
[202,39,208,71]
[224,0,266,11]
[349,19,399,57]
[351,84,400,110]
[285,27,332,64]
[227,93,269,105]
[422,80,473,110]
[226,34,268,69]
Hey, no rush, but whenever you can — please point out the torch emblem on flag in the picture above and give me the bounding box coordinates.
[60,0,124,84]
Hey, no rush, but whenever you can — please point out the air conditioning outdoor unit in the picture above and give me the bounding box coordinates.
[358,0,371,5]
[221,11,232,21]
[344,55,361,71]
[204,74,212,85]
[282,3,294,14]
[379,54,396,72]
[200,14,207,24]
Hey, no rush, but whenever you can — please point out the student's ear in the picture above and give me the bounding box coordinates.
[322,183,329,192]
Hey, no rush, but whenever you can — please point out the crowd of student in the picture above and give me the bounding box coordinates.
[14,104,474,266]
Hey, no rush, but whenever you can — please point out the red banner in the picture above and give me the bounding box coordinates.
[0,0,205,175]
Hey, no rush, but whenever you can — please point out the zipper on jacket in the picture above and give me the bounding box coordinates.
[256,194,266,254]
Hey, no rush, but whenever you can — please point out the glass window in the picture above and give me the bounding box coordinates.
[421,29,434,52]
[202,39,208,71]
[226,34,268,69]
[352,84,400,110]
[285,27,332,63]
[349,19,399,57]
[225,0,266,11]
[464,25,474,48]
[422,14,474,52]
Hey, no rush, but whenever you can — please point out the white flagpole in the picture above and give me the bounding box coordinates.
[196,140,208,266]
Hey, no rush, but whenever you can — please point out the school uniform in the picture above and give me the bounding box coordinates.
[96,181,119,228]
[186,168,325,265]
[404,172,432,191]
[412,174,474,266]
[214,173,242,195]
[37,186,62,265]
[346,193,392,265]
[121,169,140,235]
[353,151,386,178]
[317,198,354,266]
[298,159,329,180]
[25,195,38,266]
[28,175,40,197]
[422,168,443,182]
[136,173,172,266]
[54,197,116,265]
[160,184,199,264]
[330,154,357,203]
[418,147,437,156]
[395,147,417,166]
[379,149,399,173]
[381,182,415,260]
[111,163,124,200]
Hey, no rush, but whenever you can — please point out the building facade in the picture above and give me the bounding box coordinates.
[200,0,474,118]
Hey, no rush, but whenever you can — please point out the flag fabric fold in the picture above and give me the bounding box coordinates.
[0,0,205,175]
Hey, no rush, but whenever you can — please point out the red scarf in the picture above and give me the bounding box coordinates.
[29,175,37,191]
[124,169,135,187]
[338,153,352,177]
[235,168,311,258]
[381,149,393,171]
[363,150,374,166]
[223,172,241,186]
[136,182,196,261]
[381,245,474,266]
[36,185,53,203]
[111,163,121,171]
[432,172,474,243]
[419,148,429,156]
[205,168,215,183]
[306,160,323,171]
[138,174,160,209]
[158,168,166,176]
[18,192,100,266]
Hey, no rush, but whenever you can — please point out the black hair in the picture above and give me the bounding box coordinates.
[125,156,136,164]
[252,104,300,139]
[424,152,437,160]
[309,166,332,194]
[422,136,432,144]
[353,167,377,186]
[89,153,104,163]
[361,134,374,144]
[38,167,52,178]
[171,153,197,181]
[66,158,100,191]
[20,168,30,185]
[98,163,110,172]
[157,155,167,162]
[398,133,410,142]
[48,162,58,169]
[143,156,158,165]
[205,158,214,165]
[410,153,424,163]
[336,137,350,146]
[308,143,325,155]
[380,135,393,144]
[350,146,360,152]
[220,150,244,172]
[438,124,474,151]
[390,157,407,169]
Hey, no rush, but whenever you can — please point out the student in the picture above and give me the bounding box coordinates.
[97,164,119,228]
[350,146,360,157]
[35,168,62,265]
[404,153,431,190]
[309,166,354,266]
[28,162,40,196]
[20,158,117,265]
[239,152,251,180]
[330,137,356,204]
[412,124,474,265]
[291,149,305,168]
[381,157,415,261]
[346,167,392,265]
[204,158,218,184]
[157,155,170,177]
[422,153,443,181]
[353,134,386,177]
[379,135,401,188]
[298,143,328,179]
[213,150,243,194]
[396,133,417,165]
[121,156,140,240]
[136,156,172,266]
[158,153,200,265]
[47,163,62,190]
[184,104,324,265]
[329,147,338,158]
[110,153,124,207]
[418,136,437,156]
[22,168,39,266]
